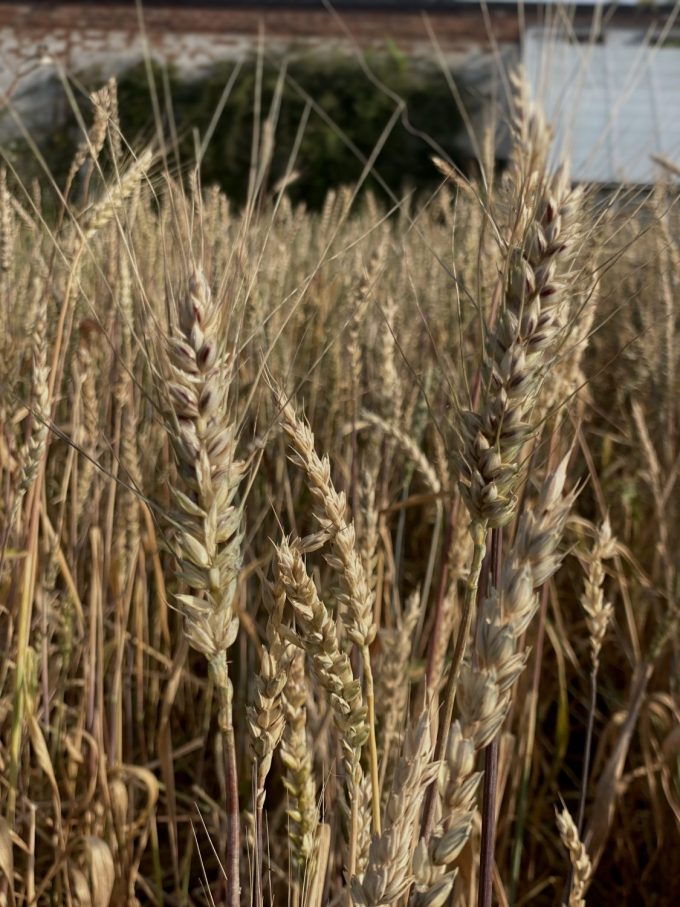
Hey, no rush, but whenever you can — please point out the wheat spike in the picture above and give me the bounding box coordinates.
[419,457,575,894]
[352,712,439,907]
[457,85,583,528]
[557,805,592,906]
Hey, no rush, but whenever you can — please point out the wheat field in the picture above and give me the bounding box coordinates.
[0,66,679,907]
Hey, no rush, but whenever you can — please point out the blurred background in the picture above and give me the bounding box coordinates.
[1,0,678,205]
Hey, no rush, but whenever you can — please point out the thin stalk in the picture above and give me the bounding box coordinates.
[478,738,500,907]
[421,501,444,618]
[508,582,549,906]
[424,499,456,689]
[563,661,598,905]
[421,518,488,841]
[363,648,382,836]
[211,659,240,907]
[255,770,265,907]
[478,526,504,907]
[224,723,240,907]
[7,543,36,822]
[348,759,360,881]
[6,471,42,823]
[577,664,598,835]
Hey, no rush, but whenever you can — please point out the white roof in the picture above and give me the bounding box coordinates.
[523,29,680,183]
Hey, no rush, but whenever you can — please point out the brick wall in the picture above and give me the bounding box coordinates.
[0,3,519,92]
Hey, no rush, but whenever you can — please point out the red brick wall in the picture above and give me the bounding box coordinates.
[0,3,521,47]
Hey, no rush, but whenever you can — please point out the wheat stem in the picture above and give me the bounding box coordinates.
[421,518,488,842]
[363,647,382,835]
[477,526,503,907]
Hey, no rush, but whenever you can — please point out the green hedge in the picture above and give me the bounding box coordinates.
[5,51,471,208]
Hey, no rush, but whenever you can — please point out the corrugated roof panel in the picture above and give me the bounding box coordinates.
[523,29,680,183]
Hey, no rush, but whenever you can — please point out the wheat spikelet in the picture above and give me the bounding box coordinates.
[275,537,368,873]
[17,292,50,498]
[273,384,384,836]
[357,456,380,588]
[360,410,441,495]
[579,517,617,668]
[557,806,591,906]
[280,649,319,869]
[376,591,420,765]
[73,340,99,523]
[376,295,403,425]
[275,537,368,758]
[274,387,375,649]
[65,81,113,194]
[153,265,245,900]
[351,712,439,907]
[0,166,14,274]
[81,149,152,240]
[247,574,291,806]
[347,771,374,877]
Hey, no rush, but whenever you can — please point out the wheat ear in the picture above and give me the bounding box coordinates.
[579,517,617,670]
[280,649,319,871]
[351,712,439,907]
[417,457,575,898]
[273,387,382,835]
[159,268,244,906]
[575,517,617,835]
[275,537,368,878]
[424,80,583,845]
[17,300,50,499]
[247,572,291,900]
[557,806,592,907]
[376,590,420,782]
[80,149,152,240]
